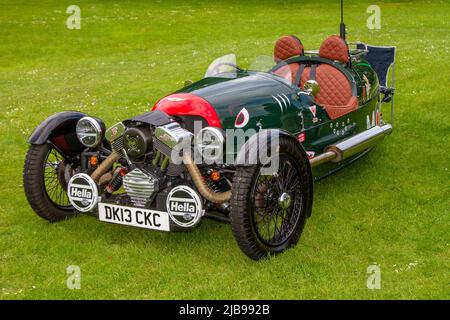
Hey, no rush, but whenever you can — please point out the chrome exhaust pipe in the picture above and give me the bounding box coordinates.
[310,124,392,167]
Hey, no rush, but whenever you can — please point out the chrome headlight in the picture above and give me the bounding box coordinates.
[195,127,224,162]
[76,116,105,148]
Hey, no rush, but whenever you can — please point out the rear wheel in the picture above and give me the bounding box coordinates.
[230,137,313,260]
[23,144,77,222]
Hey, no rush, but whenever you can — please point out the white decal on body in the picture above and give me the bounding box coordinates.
[234,107,250,128]
[367,111,376,129]
[272,94,290,112]
[272,95,284,112]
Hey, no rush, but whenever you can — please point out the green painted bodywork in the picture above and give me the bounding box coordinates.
[177,58,382,180]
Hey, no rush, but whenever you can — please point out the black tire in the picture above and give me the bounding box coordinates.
[23,144,77,222]
[230,136,313,260]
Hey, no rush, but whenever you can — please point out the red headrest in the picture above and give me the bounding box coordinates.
[319,35,350,63]
[274,35,304,63]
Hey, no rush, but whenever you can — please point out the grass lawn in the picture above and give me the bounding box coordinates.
[0,0,449,299]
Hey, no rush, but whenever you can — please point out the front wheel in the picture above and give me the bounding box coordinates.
[23,144,77,222]
[230,137,313,260]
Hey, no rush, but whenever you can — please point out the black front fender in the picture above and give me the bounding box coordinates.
[28,111,87,156]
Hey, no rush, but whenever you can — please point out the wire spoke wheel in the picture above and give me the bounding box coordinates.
[251,154,304,247]
[24,143,78,222]
[43,148,72,208]
[230,136,313,260]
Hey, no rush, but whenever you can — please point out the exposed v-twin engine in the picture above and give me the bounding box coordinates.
[122,167,159,208]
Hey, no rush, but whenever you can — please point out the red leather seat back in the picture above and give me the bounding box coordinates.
[274,35,304,63]
[305,35,356,119]
[300,65,357,119]
[273,35,358,120]
[319,35,350,63]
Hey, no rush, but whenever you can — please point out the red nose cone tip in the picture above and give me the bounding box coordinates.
[152,93,222,128]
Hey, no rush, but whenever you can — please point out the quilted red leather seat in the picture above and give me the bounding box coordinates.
[311,35,358,119]
[299,64,357,119]
[273,35,357,120]
[272,35,305,83]
[274,35,304,63]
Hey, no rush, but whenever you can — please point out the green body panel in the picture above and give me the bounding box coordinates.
[178,63,382,180]
[353,60,380,104]
[179,72,303,134]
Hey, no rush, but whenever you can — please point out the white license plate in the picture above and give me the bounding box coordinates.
[98,203,170,232]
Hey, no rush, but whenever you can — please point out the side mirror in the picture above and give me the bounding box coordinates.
[303,80,320,97]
